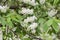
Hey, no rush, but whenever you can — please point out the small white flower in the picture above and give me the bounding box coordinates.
[29,0,38,6]
[23,34,29,38]
[24,16,37,23]
[58,23,60,27]
[20,22,28,27]
[58,23,60,25]
[22,0,38,6]
[31,29,36,34]
[39,0,45,4]
[22,0,30,3]
[13,36,21,40]
[12,27,17,31]
[27,22,38,31]
[52,33,56,39]
[9,38,12,40]
[58,23,60,29]
[48,9,58,17]
[20,8,33,15]
[0,5,9,13]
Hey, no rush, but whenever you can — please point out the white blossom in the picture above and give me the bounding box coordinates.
[22,0,38,6]
[57,23,60,29]
[58,23,60,25]
[22,0,30,3]
[23,34,29,38]
[39,0,45,4]
[40,33,52,40]
[24,16,37,23]
[40,33,58,40]
[9,38,12,40]
[27,22,38,31]
[31,29,36,34]
[52,33,56,39]
[20,22,28,27]
[48,9,58,17]
[13,36,21,40]
[20,8,33,15]
[29,0,38,6]
[58,23,60,27]
[12,27,17,31]
[0,5,9,13]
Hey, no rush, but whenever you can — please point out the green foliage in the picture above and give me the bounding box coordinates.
[0,0,60,40]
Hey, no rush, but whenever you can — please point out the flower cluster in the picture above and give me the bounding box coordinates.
[24,16,37,23]
[20,8,34,15]
[0,5,9,13]
[0,0,60,40]
[27,22,38,31]
[39,0,45,4]
[21,0,38,6]
[48,9,58,17]
[40,33,58,40]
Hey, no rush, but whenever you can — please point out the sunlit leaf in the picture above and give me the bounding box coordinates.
[52,20,59,33]
[43,19,53,32]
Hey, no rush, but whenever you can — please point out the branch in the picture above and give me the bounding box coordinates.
[19,26,43,40]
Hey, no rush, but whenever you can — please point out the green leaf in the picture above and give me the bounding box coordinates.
[0,16,6,26]
[46,19,53,26]
[54,19,60,23]
[53,0,59,5]
[43,23,48,33]
[7,17,13,28]
[16,14,23,22]
[38,18,45,24]
[52,20,59,33]
[11,17,19,22]
[43,19,53,33]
